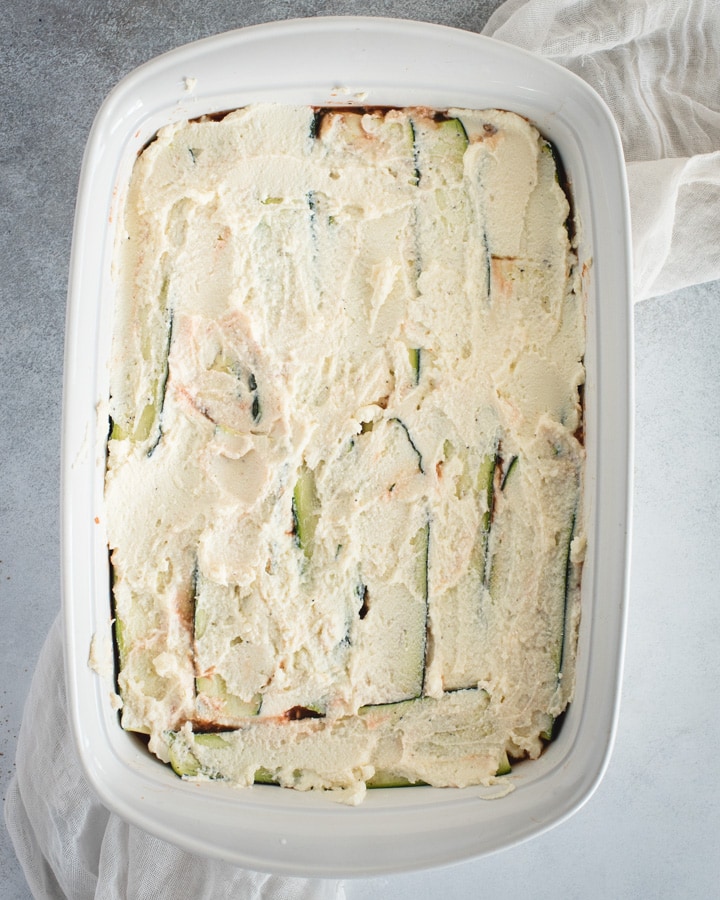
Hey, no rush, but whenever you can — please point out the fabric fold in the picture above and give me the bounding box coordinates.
[4,616,344,900]
[483,0,720,300]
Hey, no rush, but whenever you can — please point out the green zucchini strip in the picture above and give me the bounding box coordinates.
[348,418,428,705]
[292,463,319,557]
[193,567,262,722]
[408,347,421,384]
[117,272,173,450]
[512,499,579,746]
[479,448,500,588]
[167,687,511,788]
[427,444,501,693]
[408,115,469,388]
[389,417,424,473]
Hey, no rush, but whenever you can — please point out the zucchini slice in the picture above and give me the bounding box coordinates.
[195,674,262,720]
[424,443,500,693]
[485,442,581,720]
[343,418,429,706]
[167,688,511,789]
[193,569,264,724]
[292,464,319,557]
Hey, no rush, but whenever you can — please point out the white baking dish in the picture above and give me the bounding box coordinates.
[62,16,632,877]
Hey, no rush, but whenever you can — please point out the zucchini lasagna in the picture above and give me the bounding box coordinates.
[105,105,585,803]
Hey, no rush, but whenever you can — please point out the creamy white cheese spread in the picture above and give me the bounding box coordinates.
[105,104,585,803]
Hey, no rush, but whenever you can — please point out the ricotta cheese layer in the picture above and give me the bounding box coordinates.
[106,104,585,803]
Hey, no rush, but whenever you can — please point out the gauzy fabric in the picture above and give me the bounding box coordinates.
[483,0,720,301]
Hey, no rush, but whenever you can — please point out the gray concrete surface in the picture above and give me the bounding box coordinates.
[2,1,719,898]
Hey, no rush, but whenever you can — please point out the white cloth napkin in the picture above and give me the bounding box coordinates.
[6,2,720,898]
[5,617,345,900]
[484,0,720,301]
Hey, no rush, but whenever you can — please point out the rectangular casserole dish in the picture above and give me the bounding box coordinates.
[62,16,632,876]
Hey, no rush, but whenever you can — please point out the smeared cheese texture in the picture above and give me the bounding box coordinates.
[106,105,585,802]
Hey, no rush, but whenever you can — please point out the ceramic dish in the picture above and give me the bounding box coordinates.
[62,16,632,876]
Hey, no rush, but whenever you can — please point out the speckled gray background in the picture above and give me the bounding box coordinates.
[2,2,719,898]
